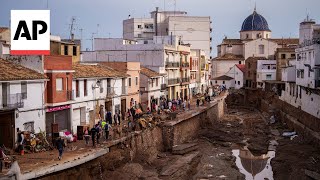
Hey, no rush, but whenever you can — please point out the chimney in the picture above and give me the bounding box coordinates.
[71,33,75,42]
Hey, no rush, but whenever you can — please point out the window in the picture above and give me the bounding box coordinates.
[128,78,131,87]
[291,54,295,58]
[144,40,148,44]
[84,79,87,96]
[222,81,225,84]
[56,78,63,91]
[76,80,80,97]
[239,61,241,64]
[64,45,68,55]
[135,77,138,86]
[137,25,142,29]
[301,69,304,78]
[21,82,27,99]
[268,66,270,70]
[73,46,77,56]
[238,81,240,85]
[266,74,272,80]
[266,34,269,39]
[215,81,217,83]
[259,45,265,54]
[246,34,249,39]
[297,70,300,78]
[248,63,251,69]
[137,34,142,38]
[151,79,154,87]
[281,54,286,59]
[156,78,159,86]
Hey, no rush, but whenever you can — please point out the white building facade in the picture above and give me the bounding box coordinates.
[0,59,47,148]
[256,60,277,88]
[280,18,320,118]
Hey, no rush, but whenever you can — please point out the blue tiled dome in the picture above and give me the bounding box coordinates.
[241,10,270,31]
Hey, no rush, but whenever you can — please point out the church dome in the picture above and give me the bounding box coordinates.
[241,10,270,32]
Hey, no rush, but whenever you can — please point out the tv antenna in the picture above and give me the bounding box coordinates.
[69,17,76,40]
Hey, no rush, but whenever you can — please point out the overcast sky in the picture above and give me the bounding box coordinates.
[1,0,319,56]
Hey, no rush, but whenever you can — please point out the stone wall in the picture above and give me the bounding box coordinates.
[162,98,225,151]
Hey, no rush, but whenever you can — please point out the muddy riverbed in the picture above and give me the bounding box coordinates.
[40,106,320,180]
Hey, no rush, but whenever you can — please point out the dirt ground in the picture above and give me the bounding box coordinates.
[103,105,320,180]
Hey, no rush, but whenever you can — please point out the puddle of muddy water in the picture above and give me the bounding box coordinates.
[232,148,275,180]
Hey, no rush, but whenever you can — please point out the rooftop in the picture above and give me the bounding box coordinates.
[270,38,299,46]
[245,56,268,62]
[221,39,243,45]
[236,64,246,72]
[140,67,161,78]
[72,63,128,79]
[212,75,234,81]
[0,27,9,33]
[0,59,47,81]
[214,54,245,61]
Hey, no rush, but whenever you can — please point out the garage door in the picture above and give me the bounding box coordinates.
[73,108,81,133]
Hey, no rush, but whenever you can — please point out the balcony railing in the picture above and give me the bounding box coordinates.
[122,86,128,95]
[1,93,24,109]
[107,87,115,97]
[161,84,167,90]
[180,62,190,68]
[67,90,75,101]
[168,78,180,85]
[166,62,180,68]
[181,77,190,83]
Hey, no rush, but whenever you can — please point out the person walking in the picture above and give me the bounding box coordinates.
[114,113,119,125]
[83,127,90,146]
[90,125,97,147]
[96,124,101,144]
[56,137,64,160]
[104,123,111,140]
[107,111,112,125]
[118,112,121,125]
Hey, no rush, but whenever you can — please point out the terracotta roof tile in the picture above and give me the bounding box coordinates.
[214,54,245,61]
[245,56,268,62]
[222,39,243,45]
[73,63,128,79]
[276,47,296,52]
[0,27,9,33]
[212,75,234,80]
[140,67,161,78]
[98,62,128,73]
[269,38,299,45]
[0,59,47,81]
[236,64,246,72]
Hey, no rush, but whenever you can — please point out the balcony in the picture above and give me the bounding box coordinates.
[1,93,24,109]
[180,62,190,69]
[161,84,167,90]
[122,86,128,95]
[168,78,180,85]
[67,90,75,101]
[166,62,180,69]
[106,87,115,97]
[181,77,190,85]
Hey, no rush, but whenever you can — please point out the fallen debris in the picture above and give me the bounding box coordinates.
[172,143,198,155]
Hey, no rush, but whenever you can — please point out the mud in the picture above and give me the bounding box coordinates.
[38,90,320,180]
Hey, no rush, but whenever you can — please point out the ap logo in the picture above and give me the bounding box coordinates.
[11,10,50,55]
